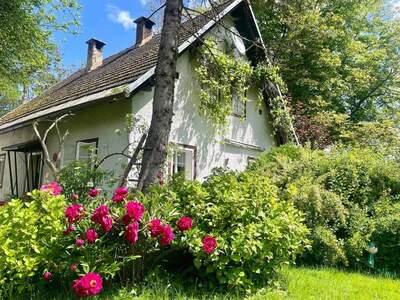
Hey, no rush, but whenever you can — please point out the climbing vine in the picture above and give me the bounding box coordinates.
[194,38,295,141]
[195,39,252,127]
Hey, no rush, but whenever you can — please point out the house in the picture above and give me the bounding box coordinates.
[0,0,275,199]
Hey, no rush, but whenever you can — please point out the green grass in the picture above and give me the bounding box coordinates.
[257,267,400,300]
[5,267,400,299]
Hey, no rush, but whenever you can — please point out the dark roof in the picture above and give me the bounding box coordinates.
[0,0,239,128]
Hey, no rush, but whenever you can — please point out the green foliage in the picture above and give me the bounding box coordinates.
[58,160,109,199]
[169,171,308,291]
[0,191,66,291]
[253,0,400,122]
[0,0,80,115]
[195,40,253,126]
[250,145,400,271]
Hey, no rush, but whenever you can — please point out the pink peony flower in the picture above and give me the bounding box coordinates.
[91,205,110,224]
[177,216,193,231]
[125,222,139,245]
[160,224,174,246]
[40,181,63,196]
[43,271,52,282]
[112,187,129,203]
[122,214,133,225]
[65,204,85,224]
[71,272,103,297]
[88,188,100,198]
[125,201,145,221]
[149,219,164,237]
[76,239,85,247]
[100,215,113,232]
[85,229,98,244]
[202,235,217,254]
[63,225,76,235]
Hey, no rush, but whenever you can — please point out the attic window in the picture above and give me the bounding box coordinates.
[232,92,246,118]
[76,138,99,162]
[0,154,5,188]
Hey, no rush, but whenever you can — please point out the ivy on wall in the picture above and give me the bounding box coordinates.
[194,39,294,138]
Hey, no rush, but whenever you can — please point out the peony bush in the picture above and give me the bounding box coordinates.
[0,168,308,297]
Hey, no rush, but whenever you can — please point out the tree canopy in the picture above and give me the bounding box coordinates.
[0,0,80,115]
[252,0,400,122]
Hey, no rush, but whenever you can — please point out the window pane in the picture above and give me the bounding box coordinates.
[170,146,195,180]
[232,93,245,117]
[76,140,98,162]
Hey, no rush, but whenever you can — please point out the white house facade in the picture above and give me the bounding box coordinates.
[0,0,275,200]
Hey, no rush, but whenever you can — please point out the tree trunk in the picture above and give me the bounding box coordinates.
[137,0,183,191]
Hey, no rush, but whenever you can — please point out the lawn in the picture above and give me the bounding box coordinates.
[13,267,400,300]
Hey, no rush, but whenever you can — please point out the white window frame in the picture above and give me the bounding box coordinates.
[168,144,196,180]
[0,153,5,188]
[75,138,99,162]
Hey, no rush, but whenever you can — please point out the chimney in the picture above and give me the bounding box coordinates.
[86,38,106,71]
[134,17,156,46]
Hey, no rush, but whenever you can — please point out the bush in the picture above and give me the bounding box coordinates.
[168,171,308,291]
[250,144,400,272]
[0,190,66,292]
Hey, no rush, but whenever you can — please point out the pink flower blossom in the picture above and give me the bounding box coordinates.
[122,214,133,225]
[91,205,110,224]
[160,224,174,246]
[63,225,76,235]
[202,235,217,254]
[177,216,193,231]
[43,271,52,282]
[65,204,85,224]
[112,186,129,203]
[125,201,145,221]
[125,222,139,245]
[100,215,113,232]
[71,272,103,297]
[149,219,164,237]
[40,181,62,196]
[88,188,100,198]
[85,229,98,244]
[76,239,85,247]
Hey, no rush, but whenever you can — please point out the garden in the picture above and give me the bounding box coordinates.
[1,143,400,299]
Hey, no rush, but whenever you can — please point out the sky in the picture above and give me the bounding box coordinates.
[53,0,153,69]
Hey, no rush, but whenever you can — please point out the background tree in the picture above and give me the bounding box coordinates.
[0,0,80,116]
[252,0,400,122]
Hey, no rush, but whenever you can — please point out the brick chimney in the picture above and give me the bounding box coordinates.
[86,38,106,71]
[134,17,156,46]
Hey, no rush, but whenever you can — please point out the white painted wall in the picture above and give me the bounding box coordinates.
[130,19,275,180]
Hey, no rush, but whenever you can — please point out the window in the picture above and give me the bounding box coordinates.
[0,154,5,188]
[232,93,246,117]
[75,138,98,162]
[169,144,196,180]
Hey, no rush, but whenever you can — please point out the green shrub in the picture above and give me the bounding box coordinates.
[0,191,66,292]
[250,144,400,272]
[168,171,309,292]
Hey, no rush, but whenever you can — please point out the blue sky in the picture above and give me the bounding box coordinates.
[54,0,151,69]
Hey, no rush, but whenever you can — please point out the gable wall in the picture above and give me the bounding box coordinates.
[130,18,275,181]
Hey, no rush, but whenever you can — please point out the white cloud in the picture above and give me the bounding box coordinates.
[139,0,148,6]
[107,5,135,30]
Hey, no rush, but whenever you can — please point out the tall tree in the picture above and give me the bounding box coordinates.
[137,0,183,191]
[252,0,400,122]
[0,0,80,115]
